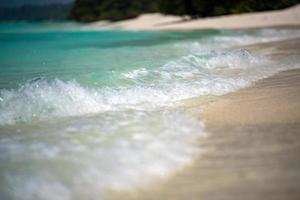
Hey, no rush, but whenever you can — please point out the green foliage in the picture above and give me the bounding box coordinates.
[69,0,160,22]
[69,0,300,22]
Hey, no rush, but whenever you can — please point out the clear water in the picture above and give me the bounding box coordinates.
[0,22,299,200]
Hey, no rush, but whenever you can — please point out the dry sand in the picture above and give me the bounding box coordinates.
[109,39,300,200]
[91,4,300,31]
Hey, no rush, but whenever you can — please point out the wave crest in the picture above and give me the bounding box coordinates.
[0,49,269,125]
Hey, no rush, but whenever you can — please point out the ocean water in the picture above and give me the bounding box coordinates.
[0,22,299,200]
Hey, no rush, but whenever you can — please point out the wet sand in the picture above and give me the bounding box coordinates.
[109,39,300,199]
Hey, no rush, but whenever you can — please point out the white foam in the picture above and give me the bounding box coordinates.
[0,47,273,199]
[1,28,300,200]
[0,49,272,125]
[1,109,204,199]
[182,29,300,54]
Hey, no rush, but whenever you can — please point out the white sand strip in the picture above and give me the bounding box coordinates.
[90,4,300,31]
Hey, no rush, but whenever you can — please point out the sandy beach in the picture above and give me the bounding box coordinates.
[2,2,300,200]
[108,38,300,200]
[91,4,300,31]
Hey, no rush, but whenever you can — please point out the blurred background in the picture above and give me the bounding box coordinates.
[0,0,299,22]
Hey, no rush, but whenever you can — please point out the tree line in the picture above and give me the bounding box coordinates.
[69,0,300,22]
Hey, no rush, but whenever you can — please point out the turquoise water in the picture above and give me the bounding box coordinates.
[0,22,300,200]
[0,22,216,89]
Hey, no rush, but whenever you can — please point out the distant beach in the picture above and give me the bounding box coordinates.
[90,4,300,31]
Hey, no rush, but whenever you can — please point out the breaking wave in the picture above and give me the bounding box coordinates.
[0,49,269,125]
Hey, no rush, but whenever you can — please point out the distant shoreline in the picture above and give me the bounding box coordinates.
[89,4,300,31]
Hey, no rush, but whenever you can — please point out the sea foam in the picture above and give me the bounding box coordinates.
[1,27,300,200]
[0,48,271,199]
[1,109,203,199]
[0,49,268,125]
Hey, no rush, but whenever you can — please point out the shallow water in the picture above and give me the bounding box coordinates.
[0,22,299,200]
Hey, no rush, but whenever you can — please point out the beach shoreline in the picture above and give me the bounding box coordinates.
[2,6,300,198]
[108,38,300,200]
[90,4,300,31]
